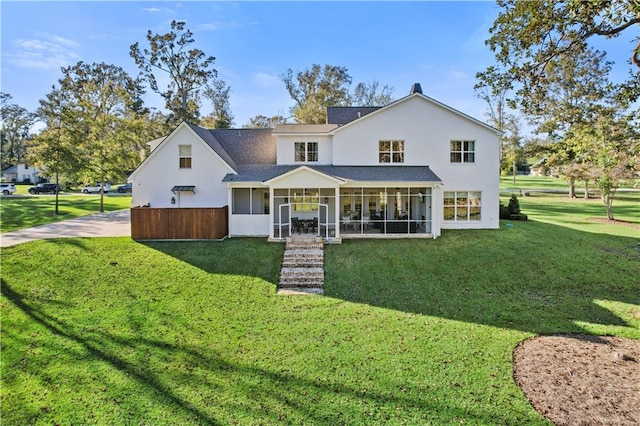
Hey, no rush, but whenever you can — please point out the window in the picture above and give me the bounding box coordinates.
[379,140,404,163]
[294,142,318,162]
[450,140,475,163]
[179,145,192,169]
[293,190,319,211]
[443,191,481,221]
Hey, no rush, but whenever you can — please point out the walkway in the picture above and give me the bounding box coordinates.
[278,236,325,295]
[1,209,130,248]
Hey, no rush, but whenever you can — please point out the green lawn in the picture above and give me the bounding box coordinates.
[2,190,639,424]
[0,194,131,233]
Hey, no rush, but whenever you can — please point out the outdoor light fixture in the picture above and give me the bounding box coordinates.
[324,197,329,203]
[171,196,176,204]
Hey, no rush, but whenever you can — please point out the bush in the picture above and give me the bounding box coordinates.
[499,203,510,219]
[507,194,521,215]
[501,195,527,221]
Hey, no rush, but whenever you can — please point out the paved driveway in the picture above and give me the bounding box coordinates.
[0,209,130,248]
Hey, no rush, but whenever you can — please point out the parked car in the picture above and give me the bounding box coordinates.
[28,183,62,194]
[117,183,132,193]
[1,183,17,195]
[82,183,111,194]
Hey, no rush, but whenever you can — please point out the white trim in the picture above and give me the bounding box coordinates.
[263,165,345,185]
[329,93,502,136]
[129,122,237,181]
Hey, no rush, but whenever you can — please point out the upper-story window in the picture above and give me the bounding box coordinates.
[450,140,475,163]
[295,142,318,162]
[179,144,192,169]
[379,140,404,163]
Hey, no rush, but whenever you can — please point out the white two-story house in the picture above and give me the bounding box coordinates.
[129,84,500,240]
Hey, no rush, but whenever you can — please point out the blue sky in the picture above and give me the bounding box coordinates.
[1,1,636,129]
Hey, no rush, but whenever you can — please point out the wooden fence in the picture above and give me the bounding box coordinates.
[131,207,228,240]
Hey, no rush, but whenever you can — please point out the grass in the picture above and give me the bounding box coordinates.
[2,192,639,423]
[0,194,131,233]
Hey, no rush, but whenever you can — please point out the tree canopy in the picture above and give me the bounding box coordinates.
[32,62,145,212]
[130,20,216,126]
[1,92,36,170]
[281,64,395,124]
[483,0,639,109]
[201,79,234,129]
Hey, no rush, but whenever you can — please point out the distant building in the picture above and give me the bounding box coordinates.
[1,164,42,183]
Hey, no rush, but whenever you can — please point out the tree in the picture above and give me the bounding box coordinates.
[201,79,234,128]
[573,116,639,220]
[281,65,396,124]
[350,81,394,106]
[0,93,36,171]
[484,1,639,108]
[502,115,525,182]
[521,46,613,137]
[475,66,514,163]
[243,115,288,128]
[281,64,352,124]
[53,62,145,212]
[29,87,81,214]
[130,20,216,126]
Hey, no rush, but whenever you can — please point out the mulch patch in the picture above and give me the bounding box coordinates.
[513,334,640,425]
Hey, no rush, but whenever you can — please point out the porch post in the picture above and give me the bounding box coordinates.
[269,186,274,239]
[227,186,233,236]
[334,186,340,239]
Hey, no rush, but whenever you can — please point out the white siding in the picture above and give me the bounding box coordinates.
[276,135,333,165]
[331,95,500,229]
[130,125,233,208]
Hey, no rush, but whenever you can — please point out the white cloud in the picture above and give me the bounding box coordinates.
[6,34,80,70]
[251,72,281,89]
[198,21,257,31]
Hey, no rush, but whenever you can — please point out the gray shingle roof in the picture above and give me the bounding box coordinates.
[223,165,441,184]
[326,107,382,125]
[186,123,238,171]
[186,123,275,169]
[210,128,275,165]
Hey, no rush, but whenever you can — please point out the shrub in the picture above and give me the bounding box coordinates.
[507,194,521,215]
[499,203,510,219]
[509,213,528,221]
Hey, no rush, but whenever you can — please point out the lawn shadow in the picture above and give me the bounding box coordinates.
[138,237,284,286]
[324,221,640,337]
[2,278,521,424]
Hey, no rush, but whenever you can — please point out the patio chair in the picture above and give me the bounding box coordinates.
[342,216,352,231]
[311,217,318,234]
[292,218,302,234]
[362,215,370,230]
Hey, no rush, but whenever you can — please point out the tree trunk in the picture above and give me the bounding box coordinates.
[603,194,614,220]
[54,171,60,215]
[568,179,576,198]
[99,177,105,213]
[512,160,517,183]
[584,181,589,199]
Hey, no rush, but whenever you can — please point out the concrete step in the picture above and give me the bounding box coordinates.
[286,240,323,250]
[277,287,324,295]
[282,253,323,262]
[282,261,324,268]
[279,237,325,294]
[278,280,324,289]
[284,248,323,255]
[286,244,324,251]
